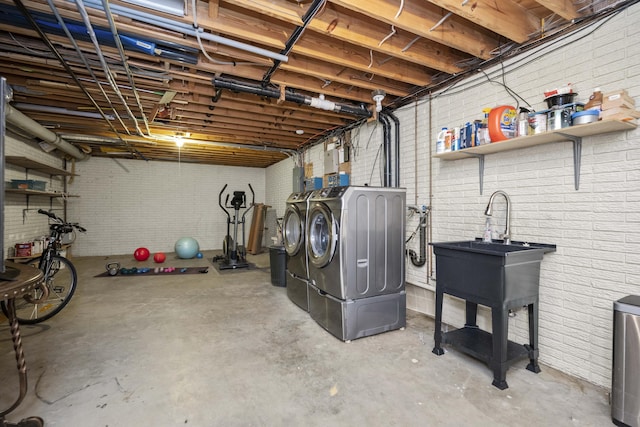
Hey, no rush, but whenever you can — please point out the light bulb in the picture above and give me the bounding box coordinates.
[371,89,386,113]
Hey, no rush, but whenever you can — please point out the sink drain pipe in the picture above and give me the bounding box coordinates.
[408,207,428,267]
[212,77,372,118]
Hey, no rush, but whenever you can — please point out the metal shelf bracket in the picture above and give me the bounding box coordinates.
[558,133,582,190]
[468,153,485,195]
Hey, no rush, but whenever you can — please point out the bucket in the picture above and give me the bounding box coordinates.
[529,112,548,134]
[548,107,572,131]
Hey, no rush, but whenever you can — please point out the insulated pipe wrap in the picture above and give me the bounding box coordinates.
[212,77,371,118]
[5,104,87,160]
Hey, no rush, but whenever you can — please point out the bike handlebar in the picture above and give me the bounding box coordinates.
[37,209,87,233]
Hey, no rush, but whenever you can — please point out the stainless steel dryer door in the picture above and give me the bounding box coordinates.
[283,205,304,256]
[307,203,338,269]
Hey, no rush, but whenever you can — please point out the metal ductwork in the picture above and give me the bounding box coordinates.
[212,77,372,118]
[5,104,88,160]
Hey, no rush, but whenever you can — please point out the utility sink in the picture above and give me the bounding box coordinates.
[430,238,556,389]
[433,239,556,256]
[430,239,556,305]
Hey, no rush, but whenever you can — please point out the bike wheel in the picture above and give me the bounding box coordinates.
[1,255,78,324]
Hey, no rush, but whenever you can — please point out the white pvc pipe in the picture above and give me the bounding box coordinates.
[81,0,289,63]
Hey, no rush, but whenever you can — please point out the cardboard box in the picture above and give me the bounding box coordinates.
[304,163,313,178]
[602,90,635,110]
[339,161,351,174]
[600,107,640,121]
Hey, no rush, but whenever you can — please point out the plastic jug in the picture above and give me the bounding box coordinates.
[584,88,603,111]
[436,128,448,153]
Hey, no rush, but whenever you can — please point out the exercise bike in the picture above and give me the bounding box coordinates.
[215,183,255,270]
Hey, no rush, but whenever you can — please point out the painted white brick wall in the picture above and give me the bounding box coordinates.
[265,155,296,218]
[264,5,640,388]
[65,157,265,256]
[4,134,69,256]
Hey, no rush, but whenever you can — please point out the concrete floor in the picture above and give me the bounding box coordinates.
[1,251,613,426]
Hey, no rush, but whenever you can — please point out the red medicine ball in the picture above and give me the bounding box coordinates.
[153,252,166,263]
[134,247,150,261]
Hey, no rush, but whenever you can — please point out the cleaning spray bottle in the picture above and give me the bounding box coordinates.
[483,217,492,243]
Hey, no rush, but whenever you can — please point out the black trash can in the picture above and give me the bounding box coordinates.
[269,246,287,287]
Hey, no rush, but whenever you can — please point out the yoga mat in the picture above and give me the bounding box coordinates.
[95,266,209,278]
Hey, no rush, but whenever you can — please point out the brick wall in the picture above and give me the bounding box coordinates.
[64,157,265,256]
[4,134,68,256]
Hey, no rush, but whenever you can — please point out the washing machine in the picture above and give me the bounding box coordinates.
[306,185,406,341]
[283,191,312,311]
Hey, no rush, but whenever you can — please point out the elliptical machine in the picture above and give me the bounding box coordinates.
[215,183,255,270]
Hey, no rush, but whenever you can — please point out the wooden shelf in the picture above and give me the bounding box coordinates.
[5,156,76,176]
[5,188,79,198]
[6,245,71,262]
[433,119,637,193]
[433,119,636,160]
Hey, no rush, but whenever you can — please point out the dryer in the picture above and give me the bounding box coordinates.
[306,185,406,341]
[283,191,312,311]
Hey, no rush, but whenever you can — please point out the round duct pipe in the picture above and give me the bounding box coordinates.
[5,104,88,160]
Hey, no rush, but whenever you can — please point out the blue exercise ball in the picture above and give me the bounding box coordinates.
[175,237,200,259]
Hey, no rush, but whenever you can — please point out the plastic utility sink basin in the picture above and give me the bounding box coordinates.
[433,239,555,256]
[429,239,556,304]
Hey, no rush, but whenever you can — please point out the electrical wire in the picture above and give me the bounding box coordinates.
[378,25,396,47]
[394,0,405,19]
[390,1,631,109]
[8,32,46,55]
[191,0,264,66]
[74,0,145,137]
[11,0,143,157]
[45,0,129,131]
[101,0,152,135]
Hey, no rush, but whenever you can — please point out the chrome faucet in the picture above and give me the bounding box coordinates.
[484,190,511,245]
